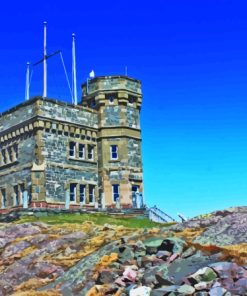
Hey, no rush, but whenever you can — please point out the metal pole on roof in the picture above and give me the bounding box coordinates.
[25,62,30,101]
[43,21,47,98]
[72,33,77,105]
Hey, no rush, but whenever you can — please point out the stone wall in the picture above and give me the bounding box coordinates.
[42,129,98,202]
[0,168,31,207]
[103,106,121,126]
[39,101,98,128]
[126,106,140,128]
[127,138,142,168]
[0,103,37,132]
[45,166,98,202]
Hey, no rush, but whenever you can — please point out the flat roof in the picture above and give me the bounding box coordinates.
[0,96,96,118]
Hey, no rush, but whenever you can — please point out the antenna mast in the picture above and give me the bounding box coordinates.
[25,62,30,101]
[72,33,77,104]
[43,21,47,97]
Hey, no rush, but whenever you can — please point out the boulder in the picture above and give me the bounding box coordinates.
[150,286,179,296]
[177,284,195,295]
[97,269,115,284]
[188,267,217,283]
[209,286,228,296]
[144,237,165,254]
[118,246,135,264]
[156,250,172,260]
[123,267,137,282]
[155,264,175,286]
[194,281,214,290]
[129,286,151,296]
[234,278,247,295]
[209,262,245,280]
[158,237,187,255]
[181,246,196,259]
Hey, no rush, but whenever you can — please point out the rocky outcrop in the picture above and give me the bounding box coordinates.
[0,207,246,295]
[168,206,247,246]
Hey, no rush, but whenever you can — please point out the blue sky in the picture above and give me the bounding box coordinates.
[0,0,247,218]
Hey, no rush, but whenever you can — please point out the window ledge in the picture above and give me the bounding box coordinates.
[109,159,120,163]
[68,157,97,164]
[0,160,18,170]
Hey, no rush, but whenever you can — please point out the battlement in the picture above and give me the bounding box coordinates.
[81,75,142,97]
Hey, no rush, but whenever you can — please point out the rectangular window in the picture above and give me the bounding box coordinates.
[0,150,3,166]
[8,147,13,162]
[89,185,95,203]
[79,184,85,203]
[2,149,6,164]
[78,144,85,159]
[19,184,24,205]
[110,145,118,160]
[1,188,6,209]
[70,183,77,202]
[112,184,120,202]
[14,185,19,206]
[88,145,94,160]
[69,142,76,157]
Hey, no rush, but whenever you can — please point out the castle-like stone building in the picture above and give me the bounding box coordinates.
[0,76,143,210]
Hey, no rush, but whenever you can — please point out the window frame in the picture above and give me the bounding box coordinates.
[112,184,120,203]
[1,188,6,209]
[69,142,76,158]
[79,184,86,204]
[88,145,94,161]
[13,185,19,206]
[110,145,118,160]
[88,184,95,204]
[69,183,77,202]
[78,143,85,159]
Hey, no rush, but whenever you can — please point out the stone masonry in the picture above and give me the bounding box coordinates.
[0,75,143,211]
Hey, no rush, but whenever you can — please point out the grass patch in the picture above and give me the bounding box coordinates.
[16,213,172,228]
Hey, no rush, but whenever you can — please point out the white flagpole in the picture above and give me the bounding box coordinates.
[72,33,77,105]
[25,62,30,101]
[43,21,47,98]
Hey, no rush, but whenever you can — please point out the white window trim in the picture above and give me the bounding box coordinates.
[1,188,6,209]
[89,185,95,204]
[78,144,85,160]
[69,183,77,203]
[69,142,76,158]
[79,184,86,205]
[88,145,94,161]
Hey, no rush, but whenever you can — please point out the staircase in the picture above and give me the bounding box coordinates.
[148,206,176,223]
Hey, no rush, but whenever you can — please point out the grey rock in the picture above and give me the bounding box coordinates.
[188,267,217,283]
[150,286,179,296]
[1,240,30,258]
[144,237,165,254]
[97,269,116,284]
[209,286,228,296]
[177,284,195,295]
[181,246,196,259]
[156,250,172,260]
[158,237,187,255]
[119,246,135,264]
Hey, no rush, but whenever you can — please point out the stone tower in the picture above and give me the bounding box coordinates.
[81,76,143,208]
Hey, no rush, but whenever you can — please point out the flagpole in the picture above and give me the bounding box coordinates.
[72,33,77,105]
[25,62,30,101]
[43,21,47,98]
